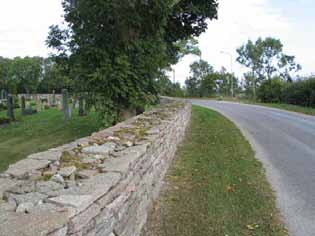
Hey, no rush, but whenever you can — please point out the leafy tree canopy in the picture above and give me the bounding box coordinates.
[0,57,70,95]
[236,37,301,82]
[47,0,218,125]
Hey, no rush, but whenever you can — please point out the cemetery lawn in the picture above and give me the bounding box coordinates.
[0,108,103,172]
[142,106,287,236]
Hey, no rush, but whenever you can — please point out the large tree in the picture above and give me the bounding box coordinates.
[47,0,218,125]
[237,37,301,82]
[185,59,214,97]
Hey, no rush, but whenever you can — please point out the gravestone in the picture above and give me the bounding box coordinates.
[52,90,56,106]
[21,96,26,115]
[78,97,85,116]
[6,94,15,120]
[62,89,71,121]
[0,89,7,100]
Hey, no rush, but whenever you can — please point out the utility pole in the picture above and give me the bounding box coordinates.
[220,51,234,97]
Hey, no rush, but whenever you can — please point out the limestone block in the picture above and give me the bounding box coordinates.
[80,172,121,201]
[51,174,65,184]
[47,195,93,213]
[16,202,35,213]
[36,181,64,196]
[28,150,62,162]
[0,178,16,198]
[0,207,70,236]
[6,159,51,179]
[77,170,99,179]
[47,226,68,236]
[100,152,141,174]
[68,203,100,234]
[0,199,16,212]
[9,192,47,205]
[82,142,116,155]
[5,180,36,195]
[58,166,77,178]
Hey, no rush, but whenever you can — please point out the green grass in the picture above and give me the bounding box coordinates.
[0,108,103,172]
[216,97,315,116]
[143,106,287,236]
[250,102,315,116]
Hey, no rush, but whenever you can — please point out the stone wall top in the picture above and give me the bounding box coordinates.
[0,100,191,236]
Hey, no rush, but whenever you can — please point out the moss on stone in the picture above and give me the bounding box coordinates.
[60,151,92,171]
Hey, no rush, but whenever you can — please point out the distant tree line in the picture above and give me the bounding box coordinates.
[184,60,239,98]
[238,37,315,108]
[258,76,315,107]
[0,56,70,95]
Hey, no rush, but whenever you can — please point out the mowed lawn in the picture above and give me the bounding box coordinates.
[142,106,287,236]
[218,97,315,116]
[0,108,103,172]
[254,102,315,116]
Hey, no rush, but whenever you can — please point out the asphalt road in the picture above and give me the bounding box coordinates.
[191,99,315,236]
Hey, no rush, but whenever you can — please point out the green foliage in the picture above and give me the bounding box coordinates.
[174,38,201,62]
[156,72,184,97]
[0,108,103,172]
[200,73,219,97]
[185,60,239,98]
[237,37,301,82]
[144,106,286,236]
[0,56,68,94]
[258,78,285,103]
[185,59,214,97]
[282,77,315,107]
[38,58,72,93]
[217,67,238,97]
[47,0,218,124]
[242,72,256,99]
[256,76,315,107]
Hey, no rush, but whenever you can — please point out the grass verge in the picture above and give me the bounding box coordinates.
[216,97,315,116]
[142,105,287,236]
[0,108,103,172]
[250,102,315,116]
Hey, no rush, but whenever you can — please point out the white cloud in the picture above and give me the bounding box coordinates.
[0,0,63,58]
[173,0,315,85]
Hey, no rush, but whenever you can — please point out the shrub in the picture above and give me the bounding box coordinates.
[0,102,7,111]
[257,78,285,103]
[282,77,315,107]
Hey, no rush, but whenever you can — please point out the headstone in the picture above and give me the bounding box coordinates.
[71,99,75,110]
[62,89,71,121]
[84,98,91,114]
[52,90,56,106]
[21,96,26,115]
[78,97,85,116]
[0,89,7,100]
[6,94,15,120]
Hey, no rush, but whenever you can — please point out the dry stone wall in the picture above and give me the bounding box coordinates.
[0,100,191,236]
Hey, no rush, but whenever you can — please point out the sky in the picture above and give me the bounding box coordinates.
[0,0,314,85]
